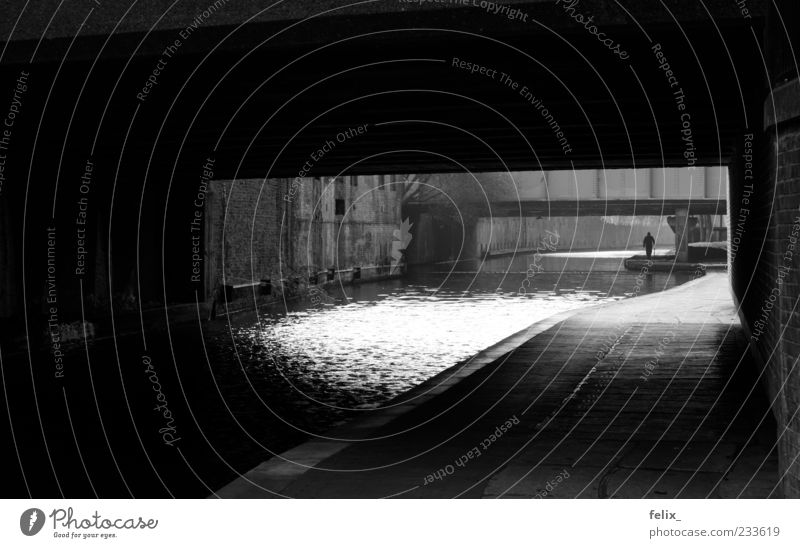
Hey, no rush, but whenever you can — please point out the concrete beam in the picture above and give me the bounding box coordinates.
[0,0,768,63]
[1,0,769,44]
[406,198,728,217]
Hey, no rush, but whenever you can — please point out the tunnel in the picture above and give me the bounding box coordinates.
[0,0,798,500]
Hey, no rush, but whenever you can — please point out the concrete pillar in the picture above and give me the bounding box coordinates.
[674,207,689,262]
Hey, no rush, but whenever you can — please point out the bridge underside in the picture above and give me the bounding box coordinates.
[408,198,728,217]
[0,1,767,180]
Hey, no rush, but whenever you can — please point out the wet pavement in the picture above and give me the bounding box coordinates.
[218,272,780,498]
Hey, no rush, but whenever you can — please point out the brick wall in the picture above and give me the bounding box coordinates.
[730,108,800,498]
[729,0,799,495]
[775,127,800,497]
[204,178,287,295]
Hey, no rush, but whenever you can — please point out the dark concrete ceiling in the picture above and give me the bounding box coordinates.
[0,0,772,182]
[1,0,769,49]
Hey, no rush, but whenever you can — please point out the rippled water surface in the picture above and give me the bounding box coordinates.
[224,264,695,415]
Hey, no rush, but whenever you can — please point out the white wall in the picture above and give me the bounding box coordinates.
[471,166,728,201]
[474,215,674,255]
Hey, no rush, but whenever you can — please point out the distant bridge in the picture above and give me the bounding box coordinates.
[404,165,728,216]
[406,198,727,217]
[0,0,772,176]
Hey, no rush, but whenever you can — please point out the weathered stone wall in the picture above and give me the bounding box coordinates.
[203,175,403,300]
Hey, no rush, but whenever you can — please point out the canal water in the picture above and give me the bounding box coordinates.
[213,252,696,444]
[6,250,701,497]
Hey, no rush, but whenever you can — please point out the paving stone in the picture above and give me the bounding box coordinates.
[604,468,724,498]
[484,464,603,498]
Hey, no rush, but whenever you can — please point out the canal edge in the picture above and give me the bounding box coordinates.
[213,274,718,498]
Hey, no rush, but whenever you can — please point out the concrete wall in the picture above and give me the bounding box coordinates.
[473,215,674,255]
[204,175,403,301]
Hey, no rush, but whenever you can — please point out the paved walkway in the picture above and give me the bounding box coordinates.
[217,273,778,498]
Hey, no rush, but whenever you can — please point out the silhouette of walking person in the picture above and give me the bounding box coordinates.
[643,232,656,260]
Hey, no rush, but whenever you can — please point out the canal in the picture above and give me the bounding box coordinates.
[8,251,700,497]
[223,260,691,415]
[201,253,697,489]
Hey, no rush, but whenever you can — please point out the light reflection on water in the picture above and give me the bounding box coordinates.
[229,267,694,412]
